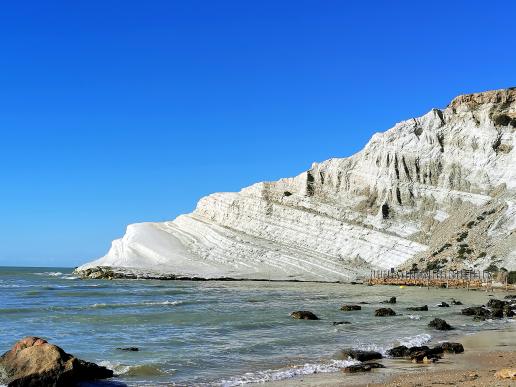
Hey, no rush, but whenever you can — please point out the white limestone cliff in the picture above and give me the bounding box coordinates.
[76,88,516,281]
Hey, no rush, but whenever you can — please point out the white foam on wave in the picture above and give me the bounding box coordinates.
[353,333,432,355]
[90,300,183,309]
[407,314,421,320]
[35,272,63,277]
[219,359,359,386]
[398,333,432,347]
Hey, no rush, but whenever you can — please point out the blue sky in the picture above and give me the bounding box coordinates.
[1,1,515,267]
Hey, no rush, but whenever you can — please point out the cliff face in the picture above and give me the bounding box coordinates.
[76,88,516,281]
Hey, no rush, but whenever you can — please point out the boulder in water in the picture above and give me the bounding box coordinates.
[340,304,361,311]
[381,297,397,304]
[437,301,450,307]
[290,311,319,320]
[406,305,428,311]
[428,318,453,330]
[332,321,351,325]
[338,349,383,361]
[461,306,491,318]
[375,308,396,316]
[487,299,509,309]
[0,337,113,387]
[117,347,139,352]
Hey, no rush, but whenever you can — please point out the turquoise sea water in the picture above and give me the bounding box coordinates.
[0,267,513,386]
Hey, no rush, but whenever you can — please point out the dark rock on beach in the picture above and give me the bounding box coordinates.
[340,304,361,311]
[410,349,441,363]
[0,337,113,387]
[339,349,383,361]
[342,362,385,373]
[436,342,464,354]
[375,308,396,316]
[406,305,428,311]
[428,318,453,330]
[381,297,397,304]
[290,311,319,320]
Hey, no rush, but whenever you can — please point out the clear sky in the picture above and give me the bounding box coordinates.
[1,1,515,267]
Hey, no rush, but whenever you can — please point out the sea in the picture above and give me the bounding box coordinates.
[0,266,514,386]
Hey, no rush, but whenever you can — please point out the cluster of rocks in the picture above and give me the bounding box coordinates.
[461,298,516,320]
[338,341,465,373]
[289,294,516,375]
[0,337,113,387]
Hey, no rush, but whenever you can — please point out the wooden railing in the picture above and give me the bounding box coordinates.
[368,269,493,289]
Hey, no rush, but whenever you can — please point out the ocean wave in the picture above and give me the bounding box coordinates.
[91,300,184,309]
[398,333,432,347]
[407,314,421,320]
[98,361,167,377]
[219,359,359,386]
[35,272,63,277]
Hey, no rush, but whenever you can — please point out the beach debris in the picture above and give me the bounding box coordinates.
[437,301,450,307]
[338,349,383,361]
[406,305,428,311]
[495,368,516,380]
[375,307,396,316]
[117,347,139,352]
[290,311,319,320]
[381,296,397,304]
[342,362,385,373]
[428,318,454,330]
[332,321,351,325]
[340,304,361,311]
[0,336,113,387]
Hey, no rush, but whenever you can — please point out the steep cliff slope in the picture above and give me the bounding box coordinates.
[76,88,516,281]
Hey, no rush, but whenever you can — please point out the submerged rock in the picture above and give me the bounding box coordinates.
[339,349,383,361]
[375,308,396,316]
[451,299,463,305]
[332,321,351,325]
[381,297,397,304]
[290,311,319,320]
[117,347,139,352]
[437,302,450,307]
[406,305,428,311]
[428,318,453,330]
[0,337,113,387]
[342,363,385,373]
[340,304,361,311]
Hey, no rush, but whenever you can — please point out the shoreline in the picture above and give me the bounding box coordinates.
[264,323,516,386]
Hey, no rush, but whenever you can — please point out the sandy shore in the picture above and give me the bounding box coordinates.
[266,324,516,386]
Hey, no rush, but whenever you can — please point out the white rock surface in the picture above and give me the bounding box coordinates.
[76,88,516,280]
